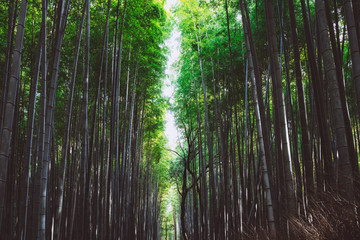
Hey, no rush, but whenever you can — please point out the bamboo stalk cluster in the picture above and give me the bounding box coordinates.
[0,0,170,239]
[171,0,360,239]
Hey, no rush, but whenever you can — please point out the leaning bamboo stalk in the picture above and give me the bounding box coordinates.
[54,1,87,239]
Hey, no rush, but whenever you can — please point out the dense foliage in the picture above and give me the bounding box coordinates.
[1,0,360,239]
[169,0,360,239]
[0,0,172,239]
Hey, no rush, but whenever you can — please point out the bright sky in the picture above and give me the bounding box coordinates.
[164,0,179,12]
[163,0,181,150]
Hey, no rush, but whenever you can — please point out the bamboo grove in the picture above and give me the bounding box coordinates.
[0,0,172,239]
[168,0,360,239]
[1,0,360,239]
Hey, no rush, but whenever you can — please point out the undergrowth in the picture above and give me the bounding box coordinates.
[242,192,360,239]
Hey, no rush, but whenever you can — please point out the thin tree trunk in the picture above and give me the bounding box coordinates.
[2,78,20,239]
[316,0,354,201]
[351,0,360,48]
[277,0,303,210]
[287,0,314,197]
[248,45,276,237]
[88,1,111,238]
[241,0,274,201]
[343,0,360,121]
[194,23,216,240]
[53,1,87,239]
[68,121,81,240]
[82,1,91,238]
[101,7,110,238]
[300,0,334,189]
[180,154,189,240]
[264,0,296,216]
[240,0,276,236]
[19,18,43,240]
[342,0,360,180]
[0,0,28,230]
[193,72,208,240]
[0,0,16,136]
[37,2,48,236]
[31,114,45,239]
[124,49,139,239]
[324,0,358,182]
[243,59,249,226]
[38,1,70,238]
